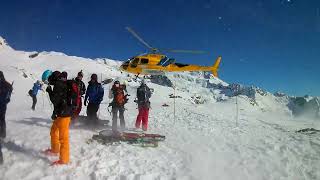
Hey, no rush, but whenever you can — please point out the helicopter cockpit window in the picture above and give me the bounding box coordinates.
[121,60,130,70]
[123,60,130,65]
[140,58,149,64]
[130,58,139,68]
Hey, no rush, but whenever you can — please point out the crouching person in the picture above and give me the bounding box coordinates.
[44,71,74,165]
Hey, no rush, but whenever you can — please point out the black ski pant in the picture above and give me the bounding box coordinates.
[0,140,2,164]
[0,106,6,139]
[0,105,7,164]
[112,106,125,132]
[87,103,100,122]
[31,95,37,110]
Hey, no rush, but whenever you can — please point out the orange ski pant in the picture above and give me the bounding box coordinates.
[50,116,71,163]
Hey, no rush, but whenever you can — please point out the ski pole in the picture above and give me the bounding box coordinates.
[173,78,176,125]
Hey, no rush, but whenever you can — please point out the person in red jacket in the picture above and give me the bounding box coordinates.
[135,80,152,131]
[72,71,86,120]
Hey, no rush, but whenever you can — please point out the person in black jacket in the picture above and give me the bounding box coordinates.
[0,71,13,164]
[46,71,61,119]
[44,71,74,165]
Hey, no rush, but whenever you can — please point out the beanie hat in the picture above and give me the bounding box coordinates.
[91,74,97,81]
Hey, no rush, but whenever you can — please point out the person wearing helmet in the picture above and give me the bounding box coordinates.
[29,80,43,110]
[84,74,104,123]
[109,80,128,133]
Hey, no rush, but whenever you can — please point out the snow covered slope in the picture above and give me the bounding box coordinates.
[1,37,320,180]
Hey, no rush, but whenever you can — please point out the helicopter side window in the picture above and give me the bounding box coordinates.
[158,56,168,66]
[130,58,139,68]
[140,58,149,64]
[158,56,175,67]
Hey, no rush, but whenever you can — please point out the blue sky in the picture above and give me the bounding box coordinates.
[0,0,319,96]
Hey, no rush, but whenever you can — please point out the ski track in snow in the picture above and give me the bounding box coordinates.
[1,43,320,180]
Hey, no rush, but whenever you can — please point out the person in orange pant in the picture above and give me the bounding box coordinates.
[44,71,75,165]
[50,116,70,164]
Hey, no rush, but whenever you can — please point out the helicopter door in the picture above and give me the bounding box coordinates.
[158,56,174,67]
[130,58,139,68]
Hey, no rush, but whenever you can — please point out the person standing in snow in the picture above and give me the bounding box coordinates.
[109,80,128,133]
[84,74,104,123]
[29,80,43,110]
[135,80,152,131]
[44,71,74,165]
[0,71,13,164]
[72,71,86,120]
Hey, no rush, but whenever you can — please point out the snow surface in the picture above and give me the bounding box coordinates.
[1,37,320,180]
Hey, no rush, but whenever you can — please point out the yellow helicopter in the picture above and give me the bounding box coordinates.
[120,27,222,77]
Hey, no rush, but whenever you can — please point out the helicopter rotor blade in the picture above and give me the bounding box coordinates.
[126,27,154,50]
[160,49,207,54]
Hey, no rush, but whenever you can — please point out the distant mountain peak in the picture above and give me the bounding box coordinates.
[0,36,13,50]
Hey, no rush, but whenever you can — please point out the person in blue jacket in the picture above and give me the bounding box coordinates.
[29,80,42,110]
[84,74,104,123]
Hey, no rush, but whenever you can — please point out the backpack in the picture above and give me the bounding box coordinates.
[0,81,13,105]
[137,85,151,104]
[28,89,33,96]
[112,85,126,106]
[67,80,80,108]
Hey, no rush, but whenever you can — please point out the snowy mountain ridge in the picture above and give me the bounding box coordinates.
[1,36,319,119]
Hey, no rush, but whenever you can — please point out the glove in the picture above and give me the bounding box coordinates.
[51,113,57,120]
[46,86,52,93]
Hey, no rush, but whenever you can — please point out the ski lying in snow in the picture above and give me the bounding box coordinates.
[121,132,165,141]
[88,129,165,147]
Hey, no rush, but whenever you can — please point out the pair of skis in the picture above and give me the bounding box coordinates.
[89,130,165,147]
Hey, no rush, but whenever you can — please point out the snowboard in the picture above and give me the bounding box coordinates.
[89,129,165,147]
